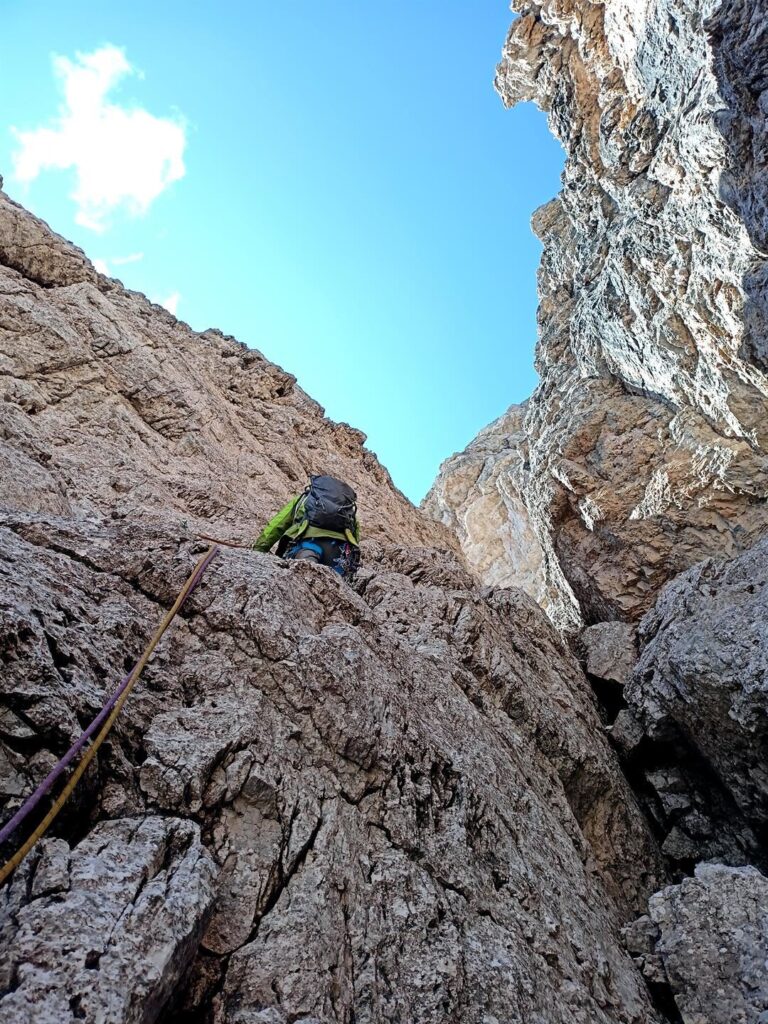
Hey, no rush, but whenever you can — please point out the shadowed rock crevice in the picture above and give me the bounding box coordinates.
[624,538,768,874]
[577,553,768,878]
[625,865,768,1024]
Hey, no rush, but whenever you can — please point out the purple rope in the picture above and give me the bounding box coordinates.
[0,546,218,847]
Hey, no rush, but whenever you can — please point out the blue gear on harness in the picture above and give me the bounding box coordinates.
[285,538,358,578]
[286,540,325,560]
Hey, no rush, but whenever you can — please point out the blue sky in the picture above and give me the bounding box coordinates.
[0,2,563,502]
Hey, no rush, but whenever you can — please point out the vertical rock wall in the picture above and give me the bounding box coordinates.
[423,403,555,612]
[425,12,768,1014]
[428,0,768,629]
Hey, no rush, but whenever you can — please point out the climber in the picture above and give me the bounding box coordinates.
[253,475,361,579]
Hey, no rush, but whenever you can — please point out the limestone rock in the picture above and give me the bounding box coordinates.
[8,14,768,1007]
[0,817,217,1024]
[428,0,768,628]
[579,622,638,687]
[0,184,452,553]
[0,513,664,1023]
[624,537,768,869]
[0,189,99,288]
[626,863,768,1024]
[608,709,645,759]
[423,402,560,616]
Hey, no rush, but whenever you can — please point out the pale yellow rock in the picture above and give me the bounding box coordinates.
[423,403,556,612]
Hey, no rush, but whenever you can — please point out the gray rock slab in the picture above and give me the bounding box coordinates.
[580,621,638,686]
[628,863,768,1024]
[0,817,218,1024]
[626,537,768,863]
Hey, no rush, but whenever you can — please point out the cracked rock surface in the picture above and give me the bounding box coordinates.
[0,183,449,553]
[0,513,663,1023]
[0,190,669,1023]
[624,537,768,872]
[428,0,768,629]
[0,817,217,1024]
[3,10,768,1013]
[625,863,768,1024]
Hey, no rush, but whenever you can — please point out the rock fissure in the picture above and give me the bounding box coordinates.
[244,806,325,949]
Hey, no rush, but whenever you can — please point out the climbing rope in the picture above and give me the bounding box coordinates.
[197,533,248,549]
[0,543,219,887]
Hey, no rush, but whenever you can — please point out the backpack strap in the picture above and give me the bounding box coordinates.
[292,485,311,525]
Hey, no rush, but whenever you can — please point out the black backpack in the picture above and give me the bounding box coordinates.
[296,476,357,534]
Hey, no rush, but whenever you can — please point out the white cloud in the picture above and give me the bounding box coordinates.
[160,292,181,315]
[12,45,186,232]
[92,252,144,277]
[112,252,144,265]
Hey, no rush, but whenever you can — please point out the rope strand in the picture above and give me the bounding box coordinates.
[0,544,219,887]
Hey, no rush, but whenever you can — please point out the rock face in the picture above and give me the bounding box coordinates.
[0,513,663,1024]
[423,5,768,1014]
[0,188,448,552]
[427,0,768,629]
[623,538,768,872]
[0,196,667,1022]
[423,402,559,615]
[625,864,768,1024]
[579,622,637,689]
[0,820,217,1024]
[3,1,768,1011]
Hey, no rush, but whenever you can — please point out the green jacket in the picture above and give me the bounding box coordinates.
[253,495,360,553]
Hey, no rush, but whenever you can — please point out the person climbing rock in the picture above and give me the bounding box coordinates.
[253,475,361,579]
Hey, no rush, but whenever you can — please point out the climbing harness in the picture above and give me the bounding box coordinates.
[285,537,360,579]
[286,539,325,562]
[0,544,219,887]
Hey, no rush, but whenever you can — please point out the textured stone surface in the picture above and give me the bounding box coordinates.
[624,538,768,871]
[423,402,559,615]
[11,192,683,1022]
[0,185,99,289]
[4,8,768,1009]
[580,621,638,687]
[0,184,451,553]
[0,513,663,1023]
[625,863,768,1024]
[429,0,768,629]
[0,818,217,1024]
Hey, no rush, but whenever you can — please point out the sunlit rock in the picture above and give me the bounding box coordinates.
[430,0,768,629]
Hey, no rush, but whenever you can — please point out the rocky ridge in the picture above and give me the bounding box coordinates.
[0,184,447,553]
[427,0,768,630]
